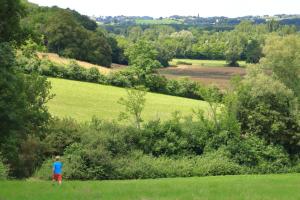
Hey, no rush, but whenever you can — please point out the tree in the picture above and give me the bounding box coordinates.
[0,2,52,177]
[266,19,281,32]
[244,39,262,64]
[0,43,52,177]
[25,7,112,66]
[118,87,147,130]
[260,35,300,99]
[127,26,143,42]
[0,0,24,42]
[225,34,244,67]
[125,40,161,81]
[235,68,300,154]
[170,30,194,58]
[108,36,123,64]
[155,38,175,67]
[235,21,255,34]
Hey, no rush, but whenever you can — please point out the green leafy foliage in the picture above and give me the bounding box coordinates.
[45,11,112,66]
[0,0,25,42]
[261,35,300,99]
[0,155,8,180]
[125,39,162,77]
[111,150,243,180]
[244,39,263,64]
[0,41,51,178]
[21,5,112,66]
[225,33,244,66]
[235,68,300,154]
[118,87,147,129]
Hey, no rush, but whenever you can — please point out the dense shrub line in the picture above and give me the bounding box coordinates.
[32,109,298,180]
[35,151,244,180]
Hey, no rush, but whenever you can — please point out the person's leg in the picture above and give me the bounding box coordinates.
[52,174,56,185]
[58,174,62,185]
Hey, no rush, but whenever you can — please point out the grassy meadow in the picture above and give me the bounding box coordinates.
[171,59,247,67]
[1,174,299,200]
[47,78,208,122]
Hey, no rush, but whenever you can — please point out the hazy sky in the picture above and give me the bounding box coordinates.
[28,0,300,18]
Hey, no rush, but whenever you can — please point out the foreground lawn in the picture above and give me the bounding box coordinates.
[1,174,299,200]
[47,78,207,121]
[171,59,247,67]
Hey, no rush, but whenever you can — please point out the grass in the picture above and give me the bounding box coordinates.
[1,174,300,200]
[47,78,208,122]
[171,59,247,68]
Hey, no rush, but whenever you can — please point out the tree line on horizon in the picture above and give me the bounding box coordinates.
[21,0,298,68]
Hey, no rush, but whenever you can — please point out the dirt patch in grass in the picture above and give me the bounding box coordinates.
[159,65,246,89]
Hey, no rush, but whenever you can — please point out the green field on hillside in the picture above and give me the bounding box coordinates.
[47,78,207,122]
[171,59,247,67]
[1,174,299,200]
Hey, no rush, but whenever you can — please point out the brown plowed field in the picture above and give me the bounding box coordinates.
[159,65,247,89]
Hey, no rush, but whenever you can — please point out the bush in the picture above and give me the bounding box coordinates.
[0,156,8,180]
[43,63,68,78]
[291,162,300,173]
[33,116,297,180]
[43,118,82,156]
[236,71,300,154]
[140,117,190,156]
[111,150,243,180]
[226,135,291,173]
[192,151,244,176]
[144,74,168,93]
[107,70,137,87]
[62,143,87,180]
[85,67,106,83]
[166,78,203,99]
[33,159,52,180]
[67,61,86,80]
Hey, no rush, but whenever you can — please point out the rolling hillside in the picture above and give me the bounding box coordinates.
[47,78,208,122]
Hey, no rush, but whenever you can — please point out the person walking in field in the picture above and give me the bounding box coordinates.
[52,156,63,185]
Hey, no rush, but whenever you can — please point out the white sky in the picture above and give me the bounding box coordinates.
[28,0,300,18]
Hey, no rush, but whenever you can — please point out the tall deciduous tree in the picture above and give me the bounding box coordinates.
[0,0,52,178]
[0,0,24,42]
[244,39,262,64]
[45,11,112,67]
[225,34,244,67]
[261,35,300,99]
[125,40,161,81]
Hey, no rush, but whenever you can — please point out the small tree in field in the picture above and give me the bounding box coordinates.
[118,87,147,129]
[225,34,244,67]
